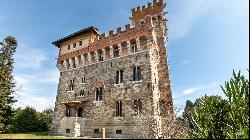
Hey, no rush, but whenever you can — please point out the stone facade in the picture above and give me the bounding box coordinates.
[50,0,173,138]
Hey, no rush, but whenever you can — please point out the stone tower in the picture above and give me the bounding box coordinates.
[50,0,173,138]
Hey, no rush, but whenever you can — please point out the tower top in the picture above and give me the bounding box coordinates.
[131,0,165,22]
[52,26,98,47]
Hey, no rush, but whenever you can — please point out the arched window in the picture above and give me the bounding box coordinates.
[113,45,119,58]
[95,88,103,101]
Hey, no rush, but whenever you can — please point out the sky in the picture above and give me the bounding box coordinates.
[0,0,249,114]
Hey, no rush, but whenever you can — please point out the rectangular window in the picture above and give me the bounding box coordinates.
[73,43,76,48]
[95,88,103,101]
[66,129,70,133]
[94,129,99,134]
[116,101,122,117]
[134,99,142,116]
[81,77,86,83]
[116,130,122,134]
[115,70,124,84]
[72,60,76,68]
[80,90,84,96]
[131,44,138,53]
[78,108,83,117]
[114,47,119,58]
[99,52,104,61]
[69,79,75,91]
[65,105,71,117]
[133,67,142,81]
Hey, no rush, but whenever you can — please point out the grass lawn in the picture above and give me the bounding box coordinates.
[0,132,83,139]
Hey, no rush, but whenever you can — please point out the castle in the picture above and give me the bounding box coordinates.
[50,0,173,138]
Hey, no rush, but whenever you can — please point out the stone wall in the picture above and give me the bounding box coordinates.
[51,50,160,138]
[51,0,173,138]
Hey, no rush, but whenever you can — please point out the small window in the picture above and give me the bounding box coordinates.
[113,46,119,58]
[66,129,70,133]
[134,99,142,116]
[72,60,76,68]
[69,79,75,91]
[80,90,84,97]
[95,88,103,101]
[81,77,86,83]
[131,44,138,53]
[78,108,83,117]
[65,105,71,117]
[116,130,122,134]
[79,41,82,46]
[99,52,104,61]
[73,43,76,48]
[67,45,70,50]
[116,101,123,117]
[94,129,99,134]
[116,70,124,84]
[133,67,142,81]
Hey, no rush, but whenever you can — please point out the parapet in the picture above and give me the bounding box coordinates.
[131,0,165,22]
[57,16,153,62]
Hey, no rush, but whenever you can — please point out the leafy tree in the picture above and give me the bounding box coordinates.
[221,70,249,139]
[188,95,229,139]
[11,106,40,133]
[37,108,54,131]
[0,36,17,133]
[182,100,195,129]
[188,70,249,139]
[8,107,54,133]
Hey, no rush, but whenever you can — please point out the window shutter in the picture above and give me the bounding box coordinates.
[133,68,136,81]
[96,89,99,101]
[138,67,142,81]
[100,88,103,101]
[116,101,119,117]
[139,100,142,114]
[120,101,122,117]
[120,70,123,83]
[116,71,119,84]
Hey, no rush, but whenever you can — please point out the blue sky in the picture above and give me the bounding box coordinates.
[0,0,249,114]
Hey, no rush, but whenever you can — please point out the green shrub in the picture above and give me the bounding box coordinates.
[188,70,249,139]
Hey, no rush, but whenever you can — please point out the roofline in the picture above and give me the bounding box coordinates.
[52,26,99,47]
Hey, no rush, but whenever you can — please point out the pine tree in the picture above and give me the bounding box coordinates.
[0,36,17,133]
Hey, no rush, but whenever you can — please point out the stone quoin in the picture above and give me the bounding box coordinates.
[50,0,173,138]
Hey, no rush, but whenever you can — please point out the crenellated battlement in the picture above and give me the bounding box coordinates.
[57,16,154,64]
[131,0,164,22]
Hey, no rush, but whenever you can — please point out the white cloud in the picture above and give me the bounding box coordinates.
[14,43,48,69]
[169,0,217,40]
[13,69,59,111]
[183,87,201,95]
[182,59,192,65]
[182,82,219,95]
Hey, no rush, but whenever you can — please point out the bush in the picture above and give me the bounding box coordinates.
[8,107,54,133]
[188,70,249,139]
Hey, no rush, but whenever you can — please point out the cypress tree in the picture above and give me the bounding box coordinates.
[0,36,17,133]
